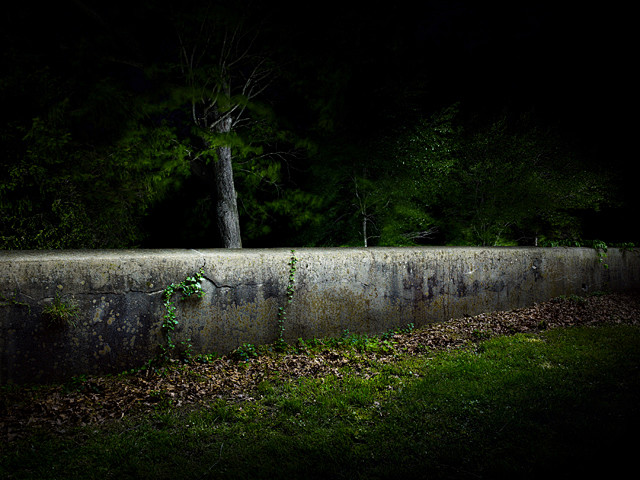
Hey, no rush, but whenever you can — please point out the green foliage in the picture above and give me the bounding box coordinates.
[42,292,80,328]
[0,1,628,249]
[297,124,448,247]
[231,343,259,362]
[298,105,460,247]
[0,290,31,313]
[0,85,192,249]
[303,105,618,248]
[337,329,398,354]
[445,118,613,246]
[381,323,415,339]
[394,103,461,195]
[615,242,637,251]
[292,144,368,246]
[371,108,616,247]
[159,268,205,362]
[135,47,321,247]
[192,352,220,364]
[556,293,587,305]
[591,239,609,268]
[234,153,324,244]
[1,32,165,249]
[537,238,633,269]
[276,250,298,350]
[1,2,319,250]
[297,324,416,355]
[62,375,102,395]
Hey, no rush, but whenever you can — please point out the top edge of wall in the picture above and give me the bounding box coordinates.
[0,246,627,261]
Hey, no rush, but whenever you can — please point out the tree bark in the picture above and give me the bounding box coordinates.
[363,215,368,247]
[214,145,242,248]
[214,117,242,248]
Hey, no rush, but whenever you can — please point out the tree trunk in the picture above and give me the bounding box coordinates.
[214,116,242,248]
[214,144,242,248]
[363,215,368,247]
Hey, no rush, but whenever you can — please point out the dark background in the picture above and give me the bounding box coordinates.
[3,1,637,244]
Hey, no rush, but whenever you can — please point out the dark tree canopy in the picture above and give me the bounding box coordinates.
[1,1,636,248]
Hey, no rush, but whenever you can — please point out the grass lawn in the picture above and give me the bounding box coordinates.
[2,300,640,479]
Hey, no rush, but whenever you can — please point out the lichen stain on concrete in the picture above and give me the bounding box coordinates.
[98,344,111,356]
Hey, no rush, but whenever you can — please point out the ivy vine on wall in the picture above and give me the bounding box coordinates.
[276,250,298,350]
[159,267,205,361]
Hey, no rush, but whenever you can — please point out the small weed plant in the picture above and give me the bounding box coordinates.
[232,343,259,362]
[296,323,415,355]
[557,293,587,305]
[0,290,31,313]
[42,292,80,327]
[63,375,102,394]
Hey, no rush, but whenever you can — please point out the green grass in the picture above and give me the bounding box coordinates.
[3,324,640,479]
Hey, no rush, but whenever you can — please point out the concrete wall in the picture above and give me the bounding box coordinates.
[1,247,639,384]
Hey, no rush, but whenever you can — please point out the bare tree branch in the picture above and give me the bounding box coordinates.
[402,228,438,241]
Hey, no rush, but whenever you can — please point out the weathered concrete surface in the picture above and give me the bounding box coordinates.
[1,247,639,384]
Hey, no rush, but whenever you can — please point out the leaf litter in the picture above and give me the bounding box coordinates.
[2,291,640,442]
